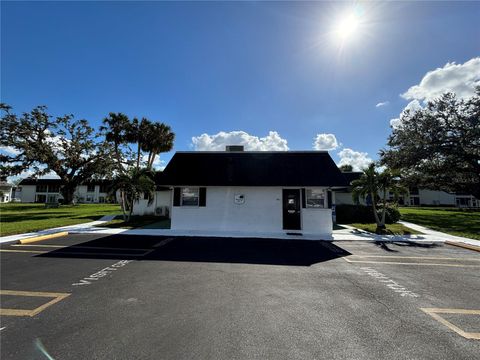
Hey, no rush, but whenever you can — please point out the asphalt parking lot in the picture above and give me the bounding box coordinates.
[1,234,479,359]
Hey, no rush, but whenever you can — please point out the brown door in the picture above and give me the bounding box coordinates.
[282,189,301,230]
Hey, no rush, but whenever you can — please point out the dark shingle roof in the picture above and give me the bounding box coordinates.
[161,151,349,187]
[341,172,362,185]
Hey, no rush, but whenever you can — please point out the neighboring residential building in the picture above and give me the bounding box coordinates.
[134,147,348,236]
[336,172,479,208]
[17,178,117,204]
[0,178,14,203]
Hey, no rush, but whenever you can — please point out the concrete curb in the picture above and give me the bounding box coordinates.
[445,241,480,253]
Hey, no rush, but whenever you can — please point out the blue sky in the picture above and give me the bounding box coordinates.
[2,1,479,173]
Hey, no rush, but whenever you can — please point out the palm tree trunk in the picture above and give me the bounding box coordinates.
[371,191,382,229]
[149,153,156,169]
[120,190,127,221]
[380,189,387,227]
[136,141,141,170]
[127,196,135,223]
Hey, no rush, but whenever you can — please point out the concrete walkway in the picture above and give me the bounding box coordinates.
[1,216,478,248]
[399,220,480,248]
[0,215,117,244]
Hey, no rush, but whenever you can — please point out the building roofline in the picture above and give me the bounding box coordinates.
[173,150,329,154]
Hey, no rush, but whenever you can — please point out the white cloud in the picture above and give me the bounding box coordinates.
[140,154,167,170]
[402,57,480,102]
[313,133,339,151]
[389,99,423,129]
[375,101,389,108]
[337,148,373,171]
[191,131,289,151]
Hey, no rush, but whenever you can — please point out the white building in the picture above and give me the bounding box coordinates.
[133,148,348,236]
[336,172,479,208]
[17,179,117,204]
[0,180,14,203]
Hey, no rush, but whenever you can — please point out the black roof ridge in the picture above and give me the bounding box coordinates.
[174,150,329,154]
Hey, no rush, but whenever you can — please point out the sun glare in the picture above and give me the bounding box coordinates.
[335,14,360,41]
[330,6,366,47]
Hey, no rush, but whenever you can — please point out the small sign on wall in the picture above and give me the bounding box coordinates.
[234,194,245,204]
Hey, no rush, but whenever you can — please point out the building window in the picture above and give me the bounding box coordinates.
[409,187,419,195]
[48,184,60,193]
[99,196,105,203]
[47,194,57,203]
[99,184,109,193]
[36,194,47,203]
[306,189,325,208]
[181,187,199,206]
[456,197,470,207]
[36,184,48,192]
[87,184,95,192]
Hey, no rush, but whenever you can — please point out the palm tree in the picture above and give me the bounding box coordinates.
[352,163,406,232]
[111,167,155,222]
[352,163,382,229]
[103,114,175,221]
[101,113,133,174]
[377,168,407,227]
[142,122,175,170]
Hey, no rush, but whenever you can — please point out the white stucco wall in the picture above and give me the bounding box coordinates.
[133,191,172,216]
[302,208,333,234]
[171,186,333,235]
[19,184,118,203]
[0,186,13,202]
[335,192,355,205]
[20,185,36,202]
[416,189,455,206]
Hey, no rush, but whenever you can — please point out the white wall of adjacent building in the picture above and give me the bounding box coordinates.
[170,186,333,235]
[334,188,478,208]
[415,189,455,206]
[18,184,117,203]
[19,185,36,202]
[132,190,172,216]
[0,186,13,203]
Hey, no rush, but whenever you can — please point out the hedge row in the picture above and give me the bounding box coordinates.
[335,204,401,224]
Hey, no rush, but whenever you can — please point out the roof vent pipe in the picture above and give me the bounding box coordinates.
[225,145,244,152]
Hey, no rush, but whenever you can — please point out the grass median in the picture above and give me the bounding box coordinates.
[349,222,422,235]
[399,207,480,240]
[0,203,121,236]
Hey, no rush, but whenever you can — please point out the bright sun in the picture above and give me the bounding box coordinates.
[335,14,361,41]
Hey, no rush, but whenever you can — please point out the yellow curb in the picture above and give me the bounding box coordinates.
[19,232,69,244]
[445,241,480,253]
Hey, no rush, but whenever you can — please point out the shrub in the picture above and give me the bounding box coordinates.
[336,204,401,224]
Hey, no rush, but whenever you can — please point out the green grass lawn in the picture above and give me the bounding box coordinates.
[399,207,480,240]
[99,215,170,229]
[350,223,422,235]
[0,203,121,236]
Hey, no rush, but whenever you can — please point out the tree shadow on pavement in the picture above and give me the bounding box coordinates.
[374,240,442,252]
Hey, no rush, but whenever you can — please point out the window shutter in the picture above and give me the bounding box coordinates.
[301,188,306,208]
[173,188,181,206]
[199,187,207,207]
[327,190,332,209]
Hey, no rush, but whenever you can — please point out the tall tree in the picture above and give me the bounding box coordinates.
[380,88,480,198]
[102,113,174,221]
[352,163,382,228]
[351,163,405,232]
[0,104,114,204]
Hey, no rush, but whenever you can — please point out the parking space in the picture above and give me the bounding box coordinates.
[1,235,479,359]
